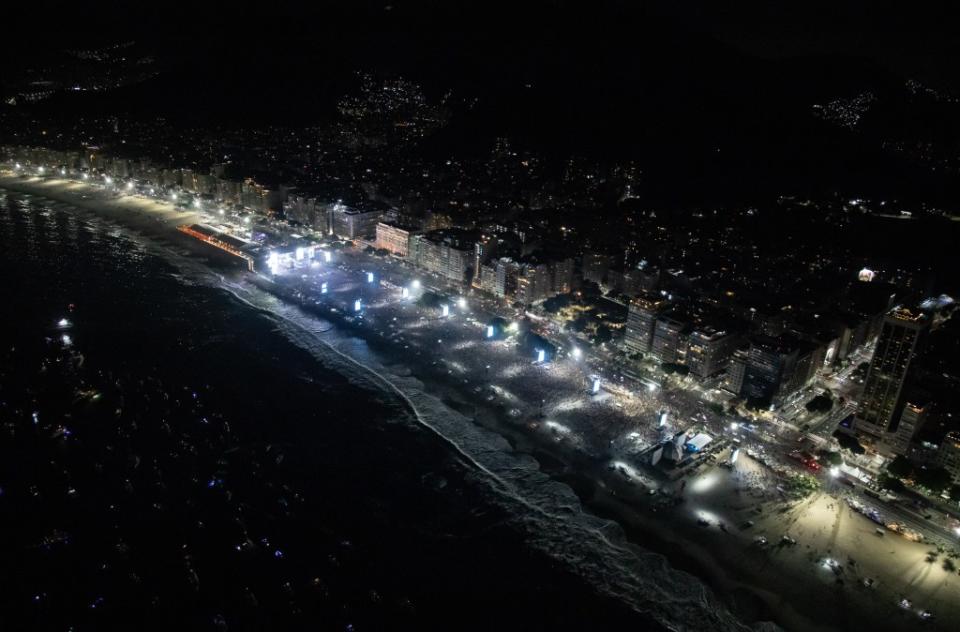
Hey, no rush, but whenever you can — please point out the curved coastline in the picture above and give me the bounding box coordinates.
[4,174,950,632]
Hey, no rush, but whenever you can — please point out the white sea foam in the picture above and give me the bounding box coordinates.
[1,186,762,632]
[206,275,755,632]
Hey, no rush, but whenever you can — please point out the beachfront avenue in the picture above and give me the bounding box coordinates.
[5,162,960,627]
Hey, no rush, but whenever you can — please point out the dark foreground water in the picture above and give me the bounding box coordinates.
[0,191,675,631]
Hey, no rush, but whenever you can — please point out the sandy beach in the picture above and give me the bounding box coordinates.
[4,172,959,632]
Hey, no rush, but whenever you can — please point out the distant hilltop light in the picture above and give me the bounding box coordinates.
[858,268,875,282]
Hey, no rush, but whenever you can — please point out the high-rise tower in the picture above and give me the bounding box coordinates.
[854,307,929,442]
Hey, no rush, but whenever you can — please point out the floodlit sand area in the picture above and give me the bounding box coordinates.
[5,172,960,632]
[591,449,960,632]
[0,174,201,239]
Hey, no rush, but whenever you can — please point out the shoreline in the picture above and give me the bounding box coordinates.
[4,174,958,632]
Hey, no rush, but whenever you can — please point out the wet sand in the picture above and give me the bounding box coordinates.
[4,173,959,631]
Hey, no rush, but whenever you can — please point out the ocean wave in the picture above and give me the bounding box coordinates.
[207,275,756,632]
[1,188,760,632]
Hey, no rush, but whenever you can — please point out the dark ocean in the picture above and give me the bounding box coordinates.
[0,189,744,632]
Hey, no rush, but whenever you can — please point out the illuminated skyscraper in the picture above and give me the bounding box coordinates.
[936,431,960,482]
[651,314,686,363]
[686,327,740,378]
[887,394,931,456]
[854,307,929,444]
[624,292,667,356]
